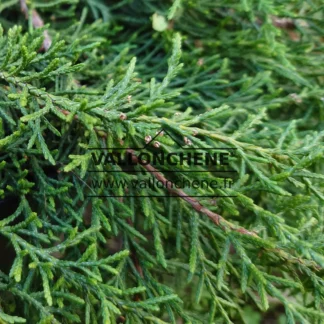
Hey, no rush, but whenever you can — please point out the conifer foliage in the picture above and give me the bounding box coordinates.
[0,0,323,323]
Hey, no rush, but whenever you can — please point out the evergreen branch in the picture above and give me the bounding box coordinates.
[0,2,323,322]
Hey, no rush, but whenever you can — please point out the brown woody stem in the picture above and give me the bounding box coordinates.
[126,149,257,237]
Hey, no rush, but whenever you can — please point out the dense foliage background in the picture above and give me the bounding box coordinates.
[0,0,323,323]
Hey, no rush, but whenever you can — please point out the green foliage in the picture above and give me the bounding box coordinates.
[0,0,323,323]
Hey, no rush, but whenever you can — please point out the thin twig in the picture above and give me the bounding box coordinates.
[127,149,257,237]
[272,16,295,29]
